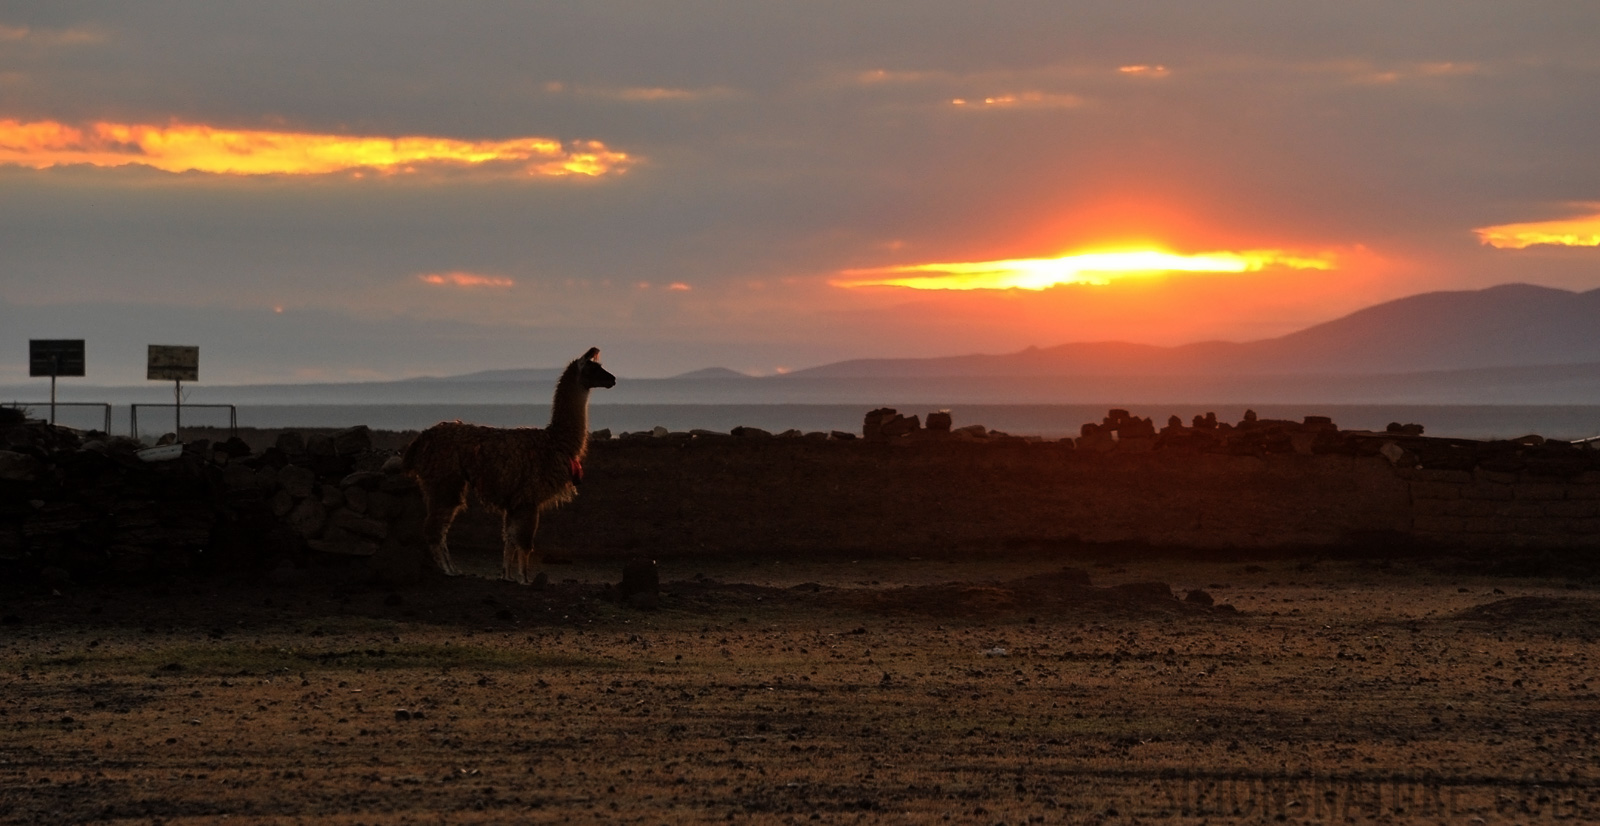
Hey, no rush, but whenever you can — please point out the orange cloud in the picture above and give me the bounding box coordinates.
[0,23,102,45]
[949,91,1084,109]
[1474,207,1600,250]
[1118,64,1170,78]
[0,118,633,178]
[835,248,1336,290]
[418,272,515,288]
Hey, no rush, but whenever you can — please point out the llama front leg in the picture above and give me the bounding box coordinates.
[419,477,467,576]
[503,505,541,584]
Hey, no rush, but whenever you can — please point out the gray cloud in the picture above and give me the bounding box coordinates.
[2,1,1598,382]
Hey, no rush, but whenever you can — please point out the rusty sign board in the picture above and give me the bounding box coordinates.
[147,345,199,381]
[29,339,86,377]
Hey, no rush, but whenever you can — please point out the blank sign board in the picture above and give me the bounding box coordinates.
[29,339,86,377]
[147,345,199,381]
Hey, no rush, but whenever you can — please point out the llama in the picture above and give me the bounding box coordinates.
[402,347,616,583]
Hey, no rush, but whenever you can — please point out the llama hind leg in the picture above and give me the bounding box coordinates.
[503,506,540,584]
[419,476,468,576]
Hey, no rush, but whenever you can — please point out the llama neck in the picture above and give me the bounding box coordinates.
[547,374,591,458]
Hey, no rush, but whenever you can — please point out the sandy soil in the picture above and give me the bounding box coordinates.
[2,550,1598,824]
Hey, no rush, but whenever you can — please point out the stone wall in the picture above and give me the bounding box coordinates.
[537,438,1415,558]
[6,414,1600,585]
[1404,467,1600,548]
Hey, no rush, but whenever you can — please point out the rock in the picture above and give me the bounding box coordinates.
[1119,417,1156,438]
[365,490,397,521]
[1379,441,1417,467]
[340,471,385,490]
[618,558,660,609]
[286,497,327,538]
[0,450,41,481]
[222,464,258,491]
[269,489,295,518]
[320,486,345,509]
[274,431,305,454]
[926,411,953,433]
[830,430,857,440]
[344,485,369,513]
[862,408,898,441]
[879,414,921,440]
[731,426,772,438]
[331,426,372,455]
[590,428,612,441]
[381,455,405,473]
[777,429,804,438]
[1076,431,1115,452]
[278,465,316,498]
[1184,588,1215,606]
[651,425,670,438]
[328,508,388,540]
[305,434,336,457]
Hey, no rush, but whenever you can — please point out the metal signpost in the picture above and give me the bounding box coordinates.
[28,339,86,425]
[147,345,199,436]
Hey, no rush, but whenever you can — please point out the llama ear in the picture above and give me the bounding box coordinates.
[583,347,601,361]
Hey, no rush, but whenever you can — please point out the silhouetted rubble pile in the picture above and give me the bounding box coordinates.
[0,421,421,582]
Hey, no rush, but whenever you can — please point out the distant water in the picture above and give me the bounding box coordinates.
[62,402,1600,442]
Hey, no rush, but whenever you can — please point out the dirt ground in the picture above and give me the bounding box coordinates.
[2,547,1598,824]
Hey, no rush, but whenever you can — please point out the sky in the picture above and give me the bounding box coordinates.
[2,1,1599,384]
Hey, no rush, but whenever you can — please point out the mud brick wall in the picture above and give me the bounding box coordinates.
[1405,468,1600,548]
[532,440,1415,558]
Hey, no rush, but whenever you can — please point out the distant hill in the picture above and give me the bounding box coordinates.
[787,284,1600,378]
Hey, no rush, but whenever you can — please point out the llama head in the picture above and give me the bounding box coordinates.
[575,347,617,390]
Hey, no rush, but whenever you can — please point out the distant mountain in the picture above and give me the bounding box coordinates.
[787,284,1600,378]
[408,367,565,383]
[671,367,752,380]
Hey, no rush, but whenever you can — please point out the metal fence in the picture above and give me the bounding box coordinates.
[4,401,114,434]
[129,403,238,440]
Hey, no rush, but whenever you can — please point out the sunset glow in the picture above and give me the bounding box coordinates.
[1473,209,1600,250]
[834,249,1336,290]
[418,272,515,288]
[0,118,633,178]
